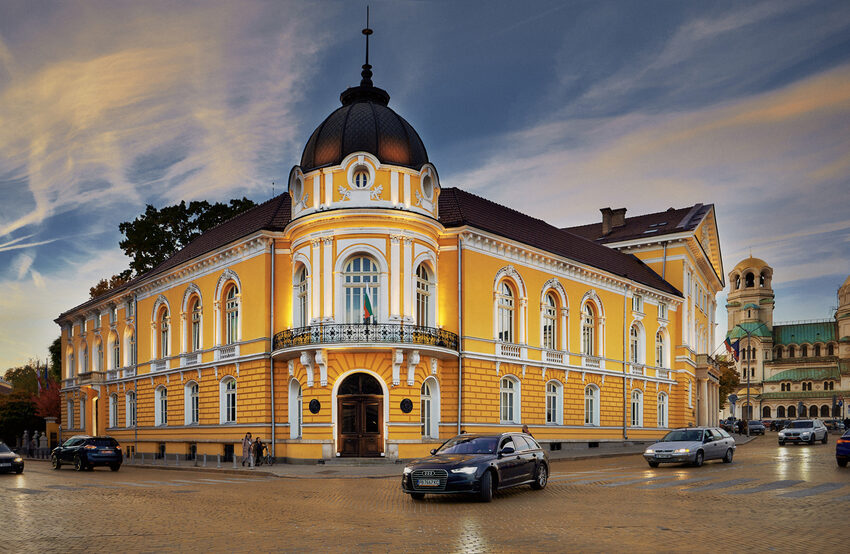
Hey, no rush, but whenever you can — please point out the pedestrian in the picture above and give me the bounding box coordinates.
[252,437,263,468]
[740,419,748,435]
[241,432,252,467]
[521,424,533,437]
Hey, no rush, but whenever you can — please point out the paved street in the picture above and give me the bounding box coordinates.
[3,436,849,552]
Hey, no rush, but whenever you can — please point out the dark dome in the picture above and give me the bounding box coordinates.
[300,84,429,173]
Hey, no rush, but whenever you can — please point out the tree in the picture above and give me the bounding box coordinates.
[89,272,132,299]
[48,336,62,383]
[32,378,60,421]
[0,391,40,446]
[118,197,256,276]
[717,355,740,409]
[3,363,41,395]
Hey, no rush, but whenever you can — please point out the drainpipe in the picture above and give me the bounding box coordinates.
[457,235,463,435]
[269,239,276,458]
[133,294,138,455]
[661,241,668,280]
[623,285,629,440]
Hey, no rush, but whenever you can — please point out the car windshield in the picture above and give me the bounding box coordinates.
[661,430,702,442]
[0,442,11,453]
[789,421,813,428]
[749,421,761,425]
[91,438,118,447]
[437,436,499,455]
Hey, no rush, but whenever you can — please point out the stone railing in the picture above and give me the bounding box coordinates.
[182,352,201,366]
[545,350,563,364]
[153,359,168,372]
[498,342,522,359]
[273,323,459,352]
[215,344,239,361]
[629,364,645,376]
[582,356,601,369]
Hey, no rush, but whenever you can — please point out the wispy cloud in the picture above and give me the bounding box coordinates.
[12,252,33,279]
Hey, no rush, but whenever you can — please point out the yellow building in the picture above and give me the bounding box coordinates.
[56,37,725,462]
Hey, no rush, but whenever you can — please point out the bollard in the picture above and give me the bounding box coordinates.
[216,454,221,468]
[232,456,237,469]
[203,453,207,467]
[141,452,145,464]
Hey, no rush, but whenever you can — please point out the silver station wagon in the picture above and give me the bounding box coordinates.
[643,427,736,467]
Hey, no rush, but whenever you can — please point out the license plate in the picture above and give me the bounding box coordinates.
[0,463,10,468]
[417,478,440,487]
[656,454,670,459]
[100,450,113,454]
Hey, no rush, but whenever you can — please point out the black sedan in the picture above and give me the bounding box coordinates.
[0,442,24,474]
[51,435,122,471]
[401,433,549,502]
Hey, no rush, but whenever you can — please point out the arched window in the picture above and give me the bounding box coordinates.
[825,381,835,391]
[759,273,766,287]
[631,389,643,427]
[774,347,782,359]
[81,344,88,374]
[734,274,741,290]
[542,293,557,350]
[820,405,830,417]
[584,384,600,426]
[828,344,835,356]
[657,392,668,428]
[68,351,75,378]
[629,324,640,363]
[221,378,237,424]
[190,297,202,352]
[802,345,808,357]
[802,382,812,391]
[289,379,302,439]
[421,377,440,438]
[184,382,199,425]
[343,256,380,324]
[777,406,786,418]
[581,304,596,356]
[745,272,754,287]
[546,380,563,425]
[814,344,821,357]
[788,405,796,418]
[294,265,309,327]
[789,345,795,357]
[655,331,666,368]
[155,386,168,426]
[225,286,239,345]
[497,282,515,343]
[416,264,432,327]
[809,405,818,418]
[158,308,169,358]
[96,340,103,372]
[109,394,118,428]
[126,391,136,427]
[111,334,121,370]
[500,376,520,423]
[762,406,771,418]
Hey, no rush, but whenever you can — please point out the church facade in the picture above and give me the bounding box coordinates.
[56,32,725,463]
[725,257,850,422]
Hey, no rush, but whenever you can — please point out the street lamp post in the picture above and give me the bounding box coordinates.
[730,322,770,437]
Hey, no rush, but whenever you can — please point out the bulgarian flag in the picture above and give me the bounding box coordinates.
[363,293,374,322]
[724,336,740,362]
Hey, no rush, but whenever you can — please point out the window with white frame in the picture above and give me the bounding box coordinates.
[126,391,136,427]
[129,332,136,365]
[343,256,380,323]
[658,302,668,320]
[421,378,439,438]
[584,384,600,426]
[632,294,643,313]
[67,400,74,429]
[68,352,75,378]
[96,341,103,371]
[656,331,666,368]
[190,297,201,351]
[497,282,515,343]
[546,380,562,425]
[109,394,118,428]
[500,376,519,423]
[629,325,640,363]
[80,397,86,429]
[688,380,693,407]
[155,386,168,426]
[294,265,309,327]
[185,382,199,425]
[581,304,595,356]
[631,389,643,427]
[222,378,237,423]
[110,305,117,324]
[225,286,239,345]
[112,336,120,369]
[416,264,432,327]
[81,344,88,374]
[289,379,302,439]
[542,293,557,350]
[158,309,169,358]
[657,392,668,427]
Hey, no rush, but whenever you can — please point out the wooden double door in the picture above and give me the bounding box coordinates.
[338,395,383,457]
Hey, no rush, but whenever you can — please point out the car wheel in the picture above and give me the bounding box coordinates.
[723,448,734,463]
[693,451,704,467]
[838,459,848,468]
[478,470,494,502]
[778,440,785,446]
[531,464,548,490]
[15,468,23,474]
[51,454,61,470]
[409,492,425,500]
[822,433,828,444]
[647,461,659,468]
[809,435,816,445]
[73,455,85,472]
[110,464,121,472]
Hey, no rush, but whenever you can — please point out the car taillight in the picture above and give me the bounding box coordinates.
[84,445,98,450]
[115,445,121,450]
[838,439,850,445]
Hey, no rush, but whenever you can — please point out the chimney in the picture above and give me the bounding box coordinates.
[600,207,627,236]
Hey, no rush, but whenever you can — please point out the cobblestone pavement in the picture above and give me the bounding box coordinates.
[3,436,848,552]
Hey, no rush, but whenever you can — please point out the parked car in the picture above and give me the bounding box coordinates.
[0,442,24,474]
[720,418,736,433]
[771,419,791,432]
[748,420,766,435]
[401,433,549,502]
[51,435,122,471]
[643,427,736,467]
[778,420,828,445]
[836,430,850,467]
[824,419,846,432]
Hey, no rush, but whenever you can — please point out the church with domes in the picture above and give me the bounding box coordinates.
[725,257,850,422]
[55,24,727,462]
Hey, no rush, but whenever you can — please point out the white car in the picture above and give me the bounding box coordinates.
[778,419,828,445]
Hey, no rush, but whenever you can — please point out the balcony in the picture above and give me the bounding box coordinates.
[61,377,78,388]
[77,371,105,385]
[629,364,645,376]
[582,355,601,369]
[545,350,563,364]
[497,342,522,359]
[152,359,168,372]
[273,323,459,352]
[656,368,670,379]
[215,344,239,361]
[182,352,201,366]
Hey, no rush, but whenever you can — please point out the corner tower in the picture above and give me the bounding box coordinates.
[727,257,775,333]
[838,276,850,359]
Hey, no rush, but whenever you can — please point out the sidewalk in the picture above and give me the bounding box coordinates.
[24,434,761,479]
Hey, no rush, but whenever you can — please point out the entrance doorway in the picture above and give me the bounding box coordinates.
[337,373,383,457]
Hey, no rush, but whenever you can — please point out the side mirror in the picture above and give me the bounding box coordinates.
[499,446,515,457]
[703,437,712,444]
[429,449,437,455]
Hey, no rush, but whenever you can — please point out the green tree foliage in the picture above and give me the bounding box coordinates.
[48,336,62,383]
[0,392,41,446]
[89,272,132,299]
[3,363,41,395]
[717,356,740,409]
[118,197,256,276]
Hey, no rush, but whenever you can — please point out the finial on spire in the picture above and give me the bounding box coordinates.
[361,6,373,87]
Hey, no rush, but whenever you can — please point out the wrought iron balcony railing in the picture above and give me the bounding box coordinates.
[273,323,459,352]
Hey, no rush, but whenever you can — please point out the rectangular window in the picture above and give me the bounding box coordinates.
[632,294,643,313]
[658,302,667,319]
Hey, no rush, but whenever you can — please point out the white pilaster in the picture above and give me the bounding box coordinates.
[390,170,399,206]
[390,235,401,319]
[312,175,320,209]
[322,237,333,320]
[403,238,414,320]
[403,173,411,208]
[311,239,321,323]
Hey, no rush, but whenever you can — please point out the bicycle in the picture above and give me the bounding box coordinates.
[254,445,274,466]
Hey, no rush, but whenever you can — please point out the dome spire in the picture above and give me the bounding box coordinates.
[361,6,373,87]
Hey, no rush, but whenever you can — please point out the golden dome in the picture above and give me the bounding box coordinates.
[732,256,771,272]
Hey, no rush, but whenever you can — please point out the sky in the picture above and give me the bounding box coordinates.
[1,0,849,369]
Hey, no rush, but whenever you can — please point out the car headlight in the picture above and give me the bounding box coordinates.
[801,432,810,437]
[13,456,22,463]
[644,449,654,454]
[674,448,690,454]
[450,466,477,474]
[403,467,413,475]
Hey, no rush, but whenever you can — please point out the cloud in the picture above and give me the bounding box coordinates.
[12,252,33,279]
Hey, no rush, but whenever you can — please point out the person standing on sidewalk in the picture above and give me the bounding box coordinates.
[241,432,252,467]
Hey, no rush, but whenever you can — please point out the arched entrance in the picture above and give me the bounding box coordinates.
[337,373,383,457]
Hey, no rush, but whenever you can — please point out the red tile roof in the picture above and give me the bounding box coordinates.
[564,204,711,244]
